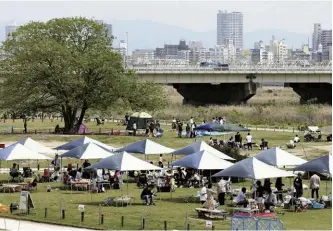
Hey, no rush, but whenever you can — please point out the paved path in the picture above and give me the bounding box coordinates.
[0,217,96,231]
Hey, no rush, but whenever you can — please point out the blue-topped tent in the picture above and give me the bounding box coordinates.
[60,143,114,159]
[170,141,234,160]
[194,123,250,132]
[293,154,332,175]
[170,150,233,170]
[115,139,174,155]
[56,136,115,151]
[86,151,161,171]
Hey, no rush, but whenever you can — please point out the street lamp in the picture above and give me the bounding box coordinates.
[278,38,285,64]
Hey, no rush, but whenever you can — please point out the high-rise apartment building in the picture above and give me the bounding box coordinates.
[5,21,18,40]
[217,10,243,49]
[312,23,322,51]
[321,30,332,52]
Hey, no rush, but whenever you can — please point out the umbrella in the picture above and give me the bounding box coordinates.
[0,143,52,160]
[86,151,161,171]
[212,157,295,180]
[254,147,307,167]
[170,141,235,160]
[60,143,114,159]
[56,136,115,151]
[170,150,234,170]
[115,139,174,154]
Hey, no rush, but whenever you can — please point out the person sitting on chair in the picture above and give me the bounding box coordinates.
[235,187,248,208]
[10,163,21,178]
[264,189,277,211]
[141,185,155,206]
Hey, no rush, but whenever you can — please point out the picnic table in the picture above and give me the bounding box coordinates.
[233,207,259,216]
[195,208,229,220]
[70,180,91,193]
[1,184,22,193]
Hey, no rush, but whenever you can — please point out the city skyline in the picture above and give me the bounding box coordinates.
[0,1,331,34]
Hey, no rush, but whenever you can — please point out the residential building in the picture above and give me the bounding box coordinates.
[5,21,18,40]
[131,49,155,64]
[312,23,322,51]
[269,36,287,62]
[321,30,332,52]
[217,10,243,49]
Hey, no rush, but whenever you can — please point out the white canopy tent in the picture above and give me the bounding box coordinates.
[170,141,235,161]
[212,157,295,180]
[15,137,56,156]
[0,143,52,160]
[86,151,161,171]
[170,150,234,170]
[56,136,116,151]
[254,147,307,167]
[115,139,174,154]
[60,143,114,159]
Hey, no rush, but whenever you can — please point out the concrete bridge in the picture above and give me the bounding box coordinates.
[133,65,332,105]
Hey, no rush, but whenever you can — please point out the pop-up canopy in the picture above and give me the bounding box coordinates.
[15,137,55,155]
[212,157,295,180]
[170,141,235,160]
[60,143,114,159]
[254,147,307,167]
[170,150,234,170]
[115,139,174,154]
[56,136,115,151]
[0,143,52,160]
[86,151,161,171]
[293,154,332,175]
[194,123,250,132]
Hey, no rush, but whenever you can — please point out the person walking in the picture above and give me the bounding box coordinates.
[246,133,253,150]
[217,178,227,206]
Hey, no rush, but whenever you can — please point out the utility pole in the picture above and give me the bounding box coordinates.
[125,32,128,68]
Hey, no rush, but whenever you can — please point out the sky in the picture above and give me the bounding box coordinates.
[0,0,332,33]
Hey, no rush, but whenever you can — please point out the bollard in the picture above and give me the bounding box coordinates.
[35,130,37,134]
[81,212,84,222]
[100,214,104,225]
[187,223,190,231]
[141,217,145,230]
[44,208,47,218]
[37,164,40,171]
[121,216,124,227]
[164,221,167,230]
[212,225,215,230]
[62,209,65,219]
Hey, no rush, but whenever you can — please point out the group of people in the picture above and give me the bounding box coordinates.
[172,117,197,138]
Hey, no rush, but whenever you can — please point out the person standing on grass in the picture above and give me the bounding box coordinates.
[246,133,253,150]
[309,173,320,200]
[200,183,208,204]
[217,177,227,206]
[145,121,149,137]
[178,121,183,138]
[293,172,303,198]
[185,123,190,138]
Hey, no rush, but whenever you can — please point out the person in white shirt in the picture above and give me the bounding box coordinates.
[246,133,253,150]
[235,187,248,207]
[212,117,216,123]
[294,135,300,143]
[309,173,320,200]
[189,117,194,124]
[200,184,208,204]
[217,178,227,205]
[133,122,137,136]
[75,168,82,181]
[264,189,277,211]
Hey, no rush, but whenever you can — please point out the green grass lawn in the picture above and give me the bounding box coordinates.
[0,180,331,230]
[0,120,330,229]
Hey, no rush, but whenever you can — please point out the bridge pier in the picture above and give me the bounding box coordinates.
[287,83,332,104]
[173,82,257,105]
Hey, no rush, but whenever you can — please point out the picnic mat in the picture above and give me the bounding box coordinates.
[235,212,277,217]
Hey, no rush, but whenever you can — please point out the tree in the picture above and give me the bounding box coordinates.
[0,17,167,133]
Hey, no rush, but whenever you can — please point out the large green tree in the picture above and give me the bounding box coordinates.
[0,17,167,133]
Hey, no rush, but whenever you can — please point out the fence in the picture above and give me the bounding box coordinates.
[231,216,284,230]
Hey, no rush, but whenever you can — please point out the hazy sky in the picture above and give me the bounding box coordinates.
[0,0,332,33]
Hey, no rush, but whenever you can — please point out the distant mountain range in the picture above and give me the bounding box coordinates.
[0,20,312,51]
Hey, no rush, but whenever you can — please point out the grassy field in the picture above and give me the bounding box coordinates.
[0,121,331,230]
